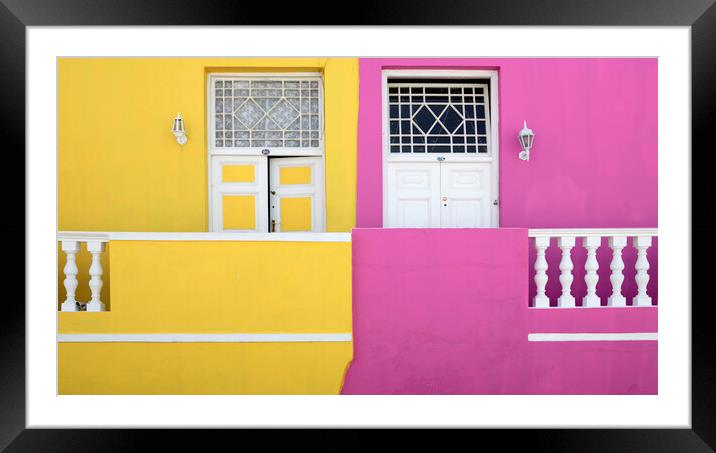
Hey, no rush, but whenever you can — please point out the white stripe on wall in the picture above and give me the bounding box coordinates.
[528,332,658,342]
[58,333,353,343]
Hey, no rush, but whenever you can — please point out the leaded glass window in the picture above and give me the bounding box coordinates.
[387,79,491,154]
[211,76,322,150]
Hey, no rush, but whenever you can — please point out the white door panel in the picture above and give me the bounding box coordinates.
[386,162,494,228]
[386,163,441,228]
[440,163,492,228]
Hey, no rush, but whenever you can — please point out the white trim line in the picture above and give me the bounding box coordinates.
[58,231,351,243]
[528,228,657,238]
[58,333,353,343]
[528,332,658,342]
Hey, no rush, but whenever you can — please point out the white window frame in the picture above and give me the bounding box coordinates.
[381,69,500,227]
[207,72,327,233]
[207,72,325,157]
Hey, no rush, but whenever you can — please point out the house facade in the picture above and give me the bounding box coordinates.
[57,57,657,394]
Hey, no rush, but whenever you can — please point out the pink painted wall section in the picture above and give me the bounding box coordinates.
[355,58,657,229]
[341,228,657,394]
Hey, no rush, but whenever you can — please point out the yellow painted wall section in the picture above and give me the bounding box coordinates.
[58,58,358,232]
[59,240,352,333]
[59,342,351,394]
[323,58,359,232]
[58,240,352,394]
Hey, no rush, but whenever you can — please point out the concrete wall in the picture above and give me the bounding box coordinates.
[59,239,352,394]
[342,228,656,394]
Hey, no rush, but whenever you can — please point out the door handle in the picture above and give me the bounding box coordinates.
[271,219,277,232]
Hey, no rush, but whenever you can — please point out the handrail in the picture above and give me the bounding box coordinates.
[57,231,352,243]
[528,228,657,238]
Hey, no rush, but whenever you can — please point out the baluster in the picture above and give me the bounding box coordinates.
[533,236,550,308]
[633,236,652,307]
[86,241,106,312]
[582,236,601,307]
[607,236,627,307]
[557,236,576,307]
[60,240,81,312]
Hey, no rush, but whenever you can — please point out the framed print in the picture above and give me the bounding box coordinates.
[3,0,714,449]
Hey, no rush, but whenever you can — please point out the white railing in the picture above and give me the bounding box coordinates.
[58,232,110,312]
[57,230,353,312]
[528,228,657,308]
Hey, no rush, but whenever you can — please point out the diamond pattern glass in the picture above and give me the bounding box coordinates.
[214,77,322,149]
[387,81,490,154]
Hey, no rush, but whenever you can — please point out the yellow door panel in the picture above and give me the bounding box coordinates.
[280,197,312,231]
[222,195,256,230]
[279,166,312,185]
[222,165,255,183]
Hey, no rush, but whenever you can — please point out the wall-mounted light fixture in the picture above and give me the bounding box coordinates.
[518,120,534,161]
[172,112,188,145]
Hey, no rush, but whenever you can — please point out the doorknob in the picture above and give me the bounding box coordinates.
[442,197,448,201]
[271,219,277,232]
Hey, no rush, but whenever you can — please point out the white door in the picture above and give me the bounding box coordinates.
[211,155,268,232]
[386,163,441,228]
[269,157,325,232]
[440,163,492,228]
[386,162,493,228]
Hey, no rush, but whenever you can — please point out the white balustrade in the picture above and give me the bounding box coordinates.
[59,234,109,312]
[582,236,601,307]
[633,236,652,307]
[529,228,657,308]
[533,236,550,308]
[607,236,627,307]
[60,241,80,312]
[557,237,575,307]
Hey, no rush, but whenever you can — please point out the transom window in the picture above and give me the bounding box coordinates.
[387,79,491,154]
[210,74,323,154]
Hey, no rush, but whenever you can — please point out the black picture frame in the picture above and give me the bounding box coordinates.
[2,0,713,449]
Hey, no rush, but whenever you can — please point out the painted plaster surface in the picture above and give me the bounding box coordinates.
[58,57,358,233]
[58,240,352,394]
[341,228,657,394]
[355,58,658,305]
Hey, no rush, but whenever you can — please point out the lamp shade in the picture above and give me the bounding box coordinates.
[518,120,534,151]
[172,113,185,134]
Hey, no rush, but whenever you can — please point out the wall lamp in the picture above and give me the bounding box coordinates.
[518,120,534,161]
[172,112,188,146]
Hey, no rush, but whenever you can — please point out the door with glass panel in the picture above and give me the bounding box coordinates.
[384,76,497,228]
[208,73,326,232]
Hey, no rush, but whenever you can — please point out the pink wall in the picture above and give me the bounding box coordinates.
[354,58,658,306]
[341,228,657,394]
[355,58,658,229]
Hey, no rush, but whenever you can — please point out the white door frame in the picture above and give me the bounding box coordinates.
[381,69,500,228]
[206,71,327,232]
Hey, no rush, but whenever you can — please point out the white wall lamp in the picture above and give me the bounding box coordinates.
[518,120,535,161]
[172,112,188,146]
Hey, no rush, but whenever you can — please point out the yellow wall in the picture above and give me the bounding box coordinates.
[58,58,358,232]
[58,239,352,394]
[59,342,351,395]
